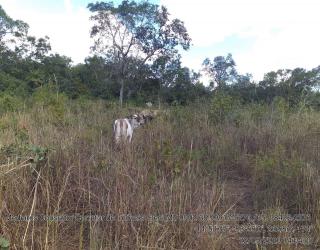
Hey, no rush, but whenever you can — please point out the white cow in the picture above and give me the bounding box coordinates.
[113,114,142,144]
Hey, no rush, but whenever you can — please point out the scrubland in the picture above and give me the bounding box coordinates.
[0,90,319,249]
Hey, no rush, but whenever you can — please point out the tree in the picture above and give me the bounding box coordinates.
[257,67,320,105]
[151,55,208,105]
[224,73,258,103]
[0,5,28,44]
[151,54,181,107]
[236,73,253,88]
[17,35,51,61]
[74,56,120,99]
[88,0,191,107]
[202,53,237,89]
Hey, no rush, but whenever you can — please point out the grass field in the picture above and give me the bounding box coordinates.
[0,94,319,249]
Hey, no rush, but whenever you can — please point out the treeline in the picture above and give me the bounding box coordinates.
[0,2,319,109]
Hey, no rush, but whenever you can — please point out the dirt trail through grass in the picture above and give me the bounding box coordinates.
[221,167,258,249]
[223,168,255,216]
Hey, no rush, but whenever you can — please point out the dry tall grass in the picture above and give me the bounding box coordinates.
[0,97,319,249]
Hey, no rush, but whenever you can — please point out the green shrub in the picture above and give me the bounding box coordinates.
[209,92,240,124]
[252,144,306,212]
[271,96,290,122]
[32,84,68,125]
[249,103,268,123]
[32,84,67,106]
[0,236,10,250]
[0,94,23,114]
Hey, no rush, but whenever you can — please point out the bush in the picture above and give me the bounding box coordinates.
[0,94,23,114]
[252,144,308,212]
[32,84,66,106]
[0,236,10,250]
[32,84,68,125]
[209,91,240,124]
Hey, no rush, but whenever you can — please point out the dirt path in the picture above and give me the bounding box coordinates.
[223,174,255,215]
[221,168,258,249]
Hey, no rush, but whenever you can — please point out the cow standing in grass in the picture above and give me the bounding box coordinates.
[113,114,142,144]
[113,110,159,144]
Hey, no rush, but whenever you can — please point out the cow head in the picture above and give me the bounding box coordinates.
[128,114,144,129]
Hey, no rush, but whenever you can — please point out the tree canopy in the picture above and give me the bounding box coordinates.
[88,0,191,106]
[0,2,319,109]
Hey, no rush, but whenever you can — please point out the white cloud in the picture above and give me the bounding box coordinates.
[160,0,320,81]
[64,0,73,13]
[1,0,92,64]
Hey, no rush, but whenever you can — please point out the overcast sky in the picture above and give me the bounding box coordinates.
[1,0,320,82]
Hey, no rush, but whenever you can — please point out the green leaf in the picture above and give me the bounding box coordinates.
[0,236,10,249]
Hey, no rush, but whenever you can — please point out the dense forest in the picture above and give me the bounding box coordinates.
[0,2,319,109]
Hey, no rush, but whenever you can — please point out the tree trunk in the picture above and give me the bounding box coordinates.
[158,94,161,110]
[158,82,161,109]
[119,78,124,108]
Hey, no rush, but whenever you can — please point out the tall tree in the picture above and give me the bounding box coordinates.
[88,0,191,106]
[202,53,237,89]
[0,5,28,44]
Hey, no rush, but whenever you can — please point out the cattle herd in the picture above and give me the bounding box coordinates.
[113,109,158,144]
